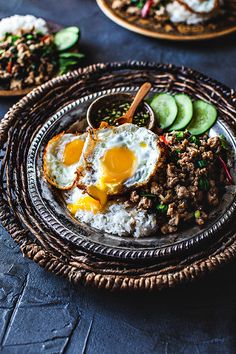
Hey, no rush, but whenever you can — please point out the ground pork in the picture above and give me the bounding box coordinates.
[127,131,228,234]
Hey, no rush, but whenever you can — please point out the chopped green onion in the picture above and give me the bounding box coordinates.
[156,204,168,213]
[11,35,20,43]
[189,135,200,145]
[131,0,146,9]
[199,177,209,191]
[197,160,207,168]
[175,131,184,139]
[219,134,228,150]
[140,193,156,198]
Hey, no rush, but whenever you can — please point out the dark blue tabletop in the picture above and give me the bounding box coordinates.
[1,1,236,353]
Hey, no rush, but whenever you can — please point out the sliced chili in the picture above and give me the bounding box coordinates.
[159,135,169,145]
[141,0,153,18]
[7,60,12,73]
[218,156,233,184]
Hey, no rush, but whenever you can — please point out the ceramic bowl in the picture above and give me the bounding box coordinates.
[86,92,156,130]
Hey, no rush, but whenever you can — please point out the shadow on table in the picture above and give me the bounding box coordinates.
[164,32,236,52]
[76,259,236,353]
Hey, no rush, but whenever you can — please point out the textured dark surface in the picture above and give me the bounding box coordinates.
[0,1,236,353]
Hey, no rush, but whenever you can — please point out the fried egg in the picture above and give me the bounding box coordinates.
[77,124,164,201]
[64,187,157,238]
[43,132,87,190]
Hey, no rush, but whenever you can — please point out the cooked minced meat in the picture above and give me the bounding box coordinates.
[126,131,228,234]
[112,0,169,22]
[0,30,58,90]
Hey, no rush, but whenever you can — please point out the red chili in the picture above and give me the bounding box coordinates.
[218,156,233,184]
[141,0,153,18]
[40,34,50,42]
[7,60,12,73]
[160,135,169,145]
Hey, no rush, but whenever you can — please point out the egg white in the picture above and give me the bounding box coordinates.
[43,132,87,190]
[77,123,163,195]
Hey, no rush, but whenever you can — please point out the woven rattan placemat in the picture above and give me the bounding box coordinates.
[0,61,236,291]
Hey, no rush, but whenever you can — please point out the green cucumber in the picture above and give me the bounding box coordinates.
[64,26,80,34]
[54,27,80,51]
[169,94,193,131]
[150,93,178,129]
[59,52,84,59]
[187,100,217,135]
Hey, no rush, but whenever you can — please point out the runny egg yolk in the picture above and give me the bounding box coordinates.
[89,146,137,204]
[63,139,84,166]
[99,147,137,192]
[67,195,101,215]
[67,147,136,215]
[67,186,107,215]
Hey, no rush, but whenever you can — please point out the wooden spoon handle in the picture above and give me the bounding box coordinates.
[126,82,152,122]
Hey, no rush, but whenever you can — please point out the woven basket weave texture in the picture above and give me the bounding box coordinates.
[0,61,236,291]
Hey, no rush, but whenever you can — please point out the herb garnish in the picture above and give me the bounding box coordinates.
[175,131,184,140]
[189,135,200,145]
[140,193,157,198]
[219,134,228,150]
[199,177,209,191]
[156,204,168,213]
[197,160,207,168]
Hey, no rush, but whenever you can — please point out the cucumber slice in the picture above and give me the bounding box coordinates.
[59,52,84,59]
[169,94,193,131]
[54,28,79,51]
[187,100,217,135]
[64,26,80,34]
[150,93,178,129]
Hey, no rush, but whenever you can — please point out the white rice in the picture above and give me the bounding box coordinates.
[166,1,210,24]
[64,188,157,238]
[75,203,157,238]
[0,15,48,39]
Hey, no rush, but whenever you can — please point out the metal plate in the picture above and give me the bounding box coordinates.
[27,86,236,260]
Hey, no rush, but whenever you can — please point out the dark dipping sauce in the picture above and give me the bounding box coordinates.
[95,102,150,127]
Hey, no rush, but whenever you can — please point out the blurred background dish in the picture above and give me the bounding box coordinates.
[0,15,84,96]
[97,0,236,40]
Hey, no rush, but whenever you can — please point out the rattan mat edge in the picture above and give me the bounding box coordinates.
[0,61,236,291]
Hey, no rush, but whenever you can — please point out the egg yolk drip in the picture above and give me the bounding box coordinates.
[67,146,137,215]
[63,139,84,166]
[99,147,137,193]
[67,186,107,215]
[67,194,102,215]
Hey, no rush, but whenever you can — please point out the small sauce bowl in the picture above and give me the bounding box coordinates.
[87,92,155,130]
